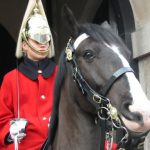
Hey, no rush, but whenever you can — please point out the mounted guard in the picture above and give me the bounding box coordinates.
[0,0,57,150]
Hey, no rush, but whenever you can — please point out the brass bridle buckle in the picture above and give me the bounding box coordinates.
[93,94,101,104]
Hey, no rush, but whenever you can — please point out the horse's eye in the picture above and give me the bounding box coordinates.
[83,50,95,61]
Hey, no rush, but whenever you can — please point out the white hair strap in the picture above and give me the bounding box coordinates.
[73,33,90,49]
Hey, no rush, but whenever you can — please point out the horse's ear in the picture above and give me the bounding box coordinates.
[100,21,117,34]
[61,4,79,38]
[100,21,112,29]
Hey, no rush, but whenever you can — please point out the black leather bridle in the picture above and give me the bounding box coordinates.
[65,38,134,150]
[40,37,146,150]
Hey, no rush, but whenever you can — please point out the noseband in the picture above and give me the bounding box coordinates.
[65,36,135,150]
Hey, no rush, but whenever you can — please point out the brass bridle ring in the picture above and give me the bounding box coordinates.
[97,107,110,120]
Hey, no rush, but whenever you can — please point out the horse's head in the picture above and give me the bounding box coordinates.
[62,5,150,137]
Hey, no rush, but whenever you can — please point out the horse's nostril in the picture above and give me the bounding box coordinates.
[133,113,144,125]
[121,101,144,125]
[121,100,132,112]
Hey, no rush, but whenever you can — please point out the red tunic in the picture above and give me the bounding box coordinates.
[0,66,58,150]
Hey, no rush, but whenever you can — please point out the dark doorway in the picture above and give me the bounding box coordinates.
[93,0,138,77]
[0,24,16,84]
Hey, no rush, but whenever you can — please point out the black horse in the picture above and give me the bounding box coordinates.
[42,5,150,150]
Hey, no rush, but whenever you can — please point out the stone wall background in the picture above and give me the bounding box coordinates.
[129,0,150,149]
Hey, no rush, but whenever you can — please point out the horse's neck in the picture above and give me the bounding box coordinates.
[53,77,101,150]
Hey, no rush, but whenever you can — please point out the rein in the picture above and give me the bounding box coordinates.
[65,36,134,150]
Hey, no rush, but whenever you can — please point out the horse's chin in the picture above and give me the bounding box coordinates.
[121,116,150,133]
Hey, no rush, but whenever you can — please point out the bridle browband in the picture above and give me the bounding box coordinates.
[65,35,135,150]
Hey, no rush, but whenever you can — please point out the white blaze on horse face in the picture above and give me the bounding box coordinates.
[105,43,150,132]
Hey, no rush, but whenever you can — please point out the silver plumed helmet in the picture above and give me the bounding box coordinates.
[16,0,55,58]
[25,9,51,44]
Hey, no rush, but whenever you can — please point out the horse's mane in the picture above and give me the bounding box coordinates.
[47,22,130,146]
[48,50,67,145]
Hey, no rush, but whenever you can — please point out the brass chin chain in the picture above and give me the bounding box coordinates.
[94,95,129,150]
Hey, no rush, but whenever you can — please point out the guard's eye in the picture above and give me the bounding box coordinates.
[83,50,95,62]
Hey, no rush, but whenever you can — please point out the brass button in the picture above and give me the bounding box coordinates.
[42,117,47,120]
[38,70,42,74]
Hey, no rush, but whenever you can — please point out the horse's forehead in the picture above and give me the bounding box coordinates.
[73,33,130,67]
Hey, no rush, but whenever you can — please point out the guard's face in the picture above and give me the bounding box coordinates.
[22,38,50,61]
